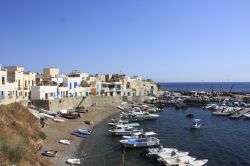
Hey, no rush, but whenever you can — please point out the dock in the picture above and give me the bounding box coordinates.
[229,108,250,119]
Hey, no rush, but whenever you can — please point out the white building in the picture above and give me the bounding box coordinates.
[31,86,58,100]
[96,81,122,96]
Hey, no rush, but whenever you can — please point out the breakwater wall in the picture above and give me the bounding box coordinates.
[32,96,126,112]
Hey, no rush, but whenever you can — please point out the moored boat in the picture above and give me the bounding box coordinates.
[191,119,201,129]
[59,139,70,145]
[66,158,81,165]
[42,150,58,157]
[120,137,160,148]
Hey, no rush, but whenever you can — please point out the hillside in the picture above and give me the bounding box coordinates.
[0,103,50,166]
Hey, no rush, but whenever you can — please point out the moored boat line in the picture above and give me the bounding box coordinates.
[106,104,209,166]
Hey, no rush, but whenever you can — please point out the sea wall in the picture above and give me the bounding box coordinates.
[0,97,29,106]
[32,96,125,112]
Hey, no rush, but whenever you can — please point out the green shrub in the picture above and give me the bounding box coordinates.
[0,139,25,164]
[39,131,47,140]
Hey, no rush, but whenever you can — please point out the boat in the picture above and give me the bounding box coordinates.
[53,118,65,123]
[143,112,160,120]
[42,150,58,157]
[77,129,91,135]
[159,155,196,166]
[179,159,208,166]
[59,139,70,145]
[120,137,160,148]
[110,123,140,128]
[117,105,125,111]
[122,131,157,139]
[60,112,81,119]
[66,159,81,165]
[39,109,57,116]
[38,113,54,119]
[243,113,250,119]
[75,108,87,113]
[191,119,201,129]
[109,128,143,136]
[72,130,91,138]
[186,113,194,118]
[146,147,178,158]
[157,151,189,160]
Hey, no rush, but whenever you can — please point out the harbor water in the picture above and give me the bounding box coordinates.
[79,107,250,166]
[160,82,250,92]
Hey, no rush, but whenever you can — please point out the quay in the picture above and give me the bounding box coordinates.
[229,108,250,119]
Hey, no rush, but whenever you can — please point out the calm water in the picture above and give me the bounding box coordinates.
[79,107,250,166]
[159,82,250,92]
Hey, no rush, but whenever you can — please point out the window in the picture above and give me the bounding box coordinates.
[2,77,5,85]
[74,82,77,88]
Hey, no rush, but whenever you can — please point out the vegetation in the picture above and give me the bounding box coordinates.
[39,131,47,140]
[0,103,50,166]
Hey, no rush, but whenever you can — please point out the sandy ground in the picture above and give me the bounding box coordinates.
[41,104,120,166]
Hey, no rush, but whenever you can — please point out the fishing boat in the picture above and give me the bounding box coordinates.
[72,129,91,138]
[66,159,81,165]
[146,147,178,158]
[179,159,208,166]
[159,155,196,166]
[157,151,190,160]
[111,123,140,128]
[39,109,57,116]
[59,139,70,145]
[60,112,80,119]
[42,150,58,157]
[191,119,201,129]
[120,137,160,148]
[75,108,87,113]
[77,129,91,135]
[109,128,143,136]
[53,118,65,123]
[122,131,157,139]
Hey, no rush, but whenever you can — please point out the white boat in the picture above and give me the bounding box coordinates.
[116,105,125,111]
[122,131,157,139]
[53,118,65,123]
[109,128,143,136]
[108,122,140,128]
[38,113,54,119]
[39,109,57,116]
[159,155,196,166]
[179,159,208,166]
[146,147,178,157]
[157,151,189,160]
[243,113,250,119]
[120,137,160,148]
[59,140,70,145]
[66,159,81,165]
[191,119,201,129]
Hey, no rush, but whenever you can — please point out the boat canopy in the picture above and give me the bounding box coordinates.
[193,119,201,122]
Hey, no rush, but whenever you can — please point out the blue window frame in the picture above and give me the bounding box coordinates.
[74,82,77,88]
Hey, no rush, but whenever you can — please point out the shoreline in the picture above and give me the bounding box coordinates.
[41,103,122,166]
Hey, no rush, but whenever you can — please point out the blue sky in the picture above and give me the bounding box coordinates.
[0,0,249,82]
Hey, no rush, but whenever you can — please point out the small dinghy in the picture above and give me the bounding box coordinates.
[186,113,194,118]
[72,129,91,138]
[53,118,65,123]
[66,158,81,165]
[191,119,202,129]
[59,140,70,145]
[42,150,58,157]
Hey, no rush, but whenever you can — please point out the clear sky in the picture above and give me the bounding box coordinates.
[0,0,249,82]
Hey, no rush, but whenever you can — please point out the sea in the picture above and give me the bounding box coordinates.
[79,83,250,166]
[159,82,250,92]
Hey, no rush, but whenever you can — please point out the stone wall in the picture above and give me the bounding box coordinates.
[0,97,29,106]
[32,96,125,112]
